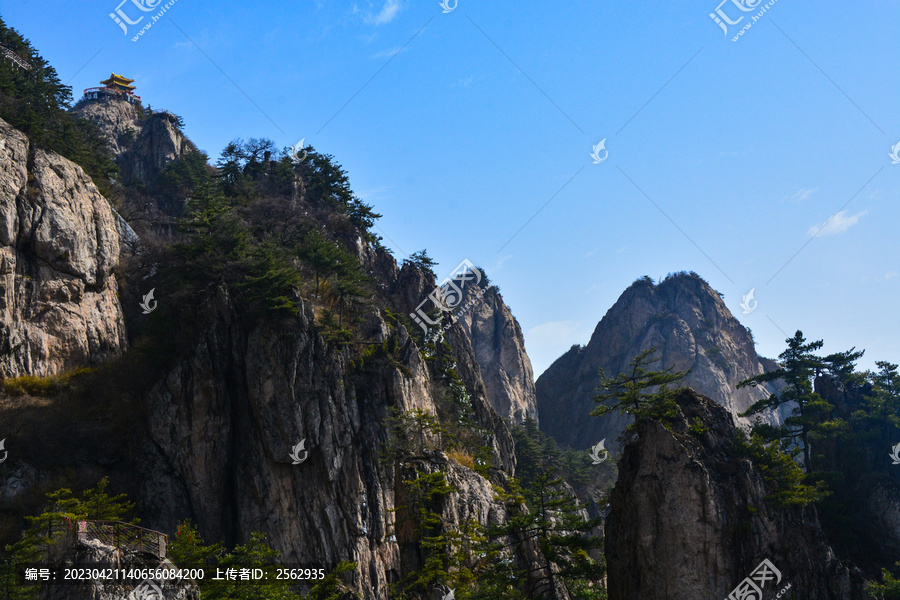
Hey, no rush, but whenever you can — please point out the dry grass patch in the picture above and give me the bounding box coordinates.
[446,448,475,470]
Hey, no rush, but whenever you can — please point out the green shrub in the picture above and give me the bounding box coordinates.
[732,431,829,507]
[688,416,710,437]
[867,564,900,600]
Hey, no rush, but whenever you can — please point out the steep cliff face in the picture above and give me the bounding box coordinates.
[133,284,516,600]
[73,96,195,189]
[0,117,126,377]
[605,388,866,600]
[536,273,782,451]
[72,96,141,157]
[390,263,537,425]
[455,284,537,424]
[119,111,195,185]
[1,86,547,599]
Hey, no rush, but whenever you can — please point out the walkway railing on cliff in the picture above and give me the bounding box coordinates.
[82,87,142,103]
[46,519,168,559]
[0,44,33,70]
[77,521,168,559]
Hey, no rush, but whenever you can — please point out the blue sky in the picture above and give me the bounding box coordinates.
[2,0,898,376]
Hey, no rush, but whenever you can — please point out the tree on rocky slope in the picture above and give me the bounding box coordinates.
[482,472,606,600]
[591,348,688,427]
[1,478,138,600]
[168,520,360,599]
[868,563,900,600]
[739,331,842,471]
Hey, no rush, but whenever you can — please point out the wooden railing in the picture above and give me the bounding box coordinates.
[77,521,167,559]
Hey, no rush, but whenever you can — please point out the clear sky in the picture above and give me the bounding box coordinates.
[2,0,898,377]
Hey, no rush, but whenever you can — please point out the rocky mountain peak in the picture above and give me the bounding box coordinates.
[73,94,195,187]
[72,94,142,157]
[537,272,782,451]
[455,283,537,424]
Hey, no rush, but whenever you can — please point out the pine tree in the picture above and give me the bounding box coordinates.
[307,562,359,600]
[592,348,688,426]
[403,250,437,272]
[479,471,605,600]
[1,479,137,600]
[0,17,118,192]
[390,471,460,599]
[169,522,304,600]
[739,331,830,471]
[296,151,380,231]
[297,231,344,298]
[867,563,900,600]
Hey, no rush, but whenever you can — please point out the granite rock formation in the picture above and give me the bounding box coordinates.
[605,388,866,600]
[74,95,195,185]
[537,273,783,451]
[455,281,537,424]
[0,117,126,378]
[0,100,540,599]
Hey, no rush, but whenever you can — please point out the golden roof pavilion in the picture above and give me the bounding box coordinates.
[100,73,135,92]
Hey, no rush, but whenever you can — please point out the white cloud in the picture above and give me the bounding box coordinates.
[371,46,406,59]
[877,271,898,282]
[450,76,475,88]
[807,209,867,237]
[489,254,513,273]
[356,186,391,202]
[788,188,817,202]
[361,0,403,25]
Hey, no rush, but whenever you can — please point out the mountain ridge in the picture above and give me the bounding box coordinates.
[1,21,896,596]
[537,272,785,451]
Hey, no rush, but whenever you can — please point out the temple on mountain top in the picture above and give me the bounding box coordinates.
[83,72,141,104]
[101,73,135,92]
